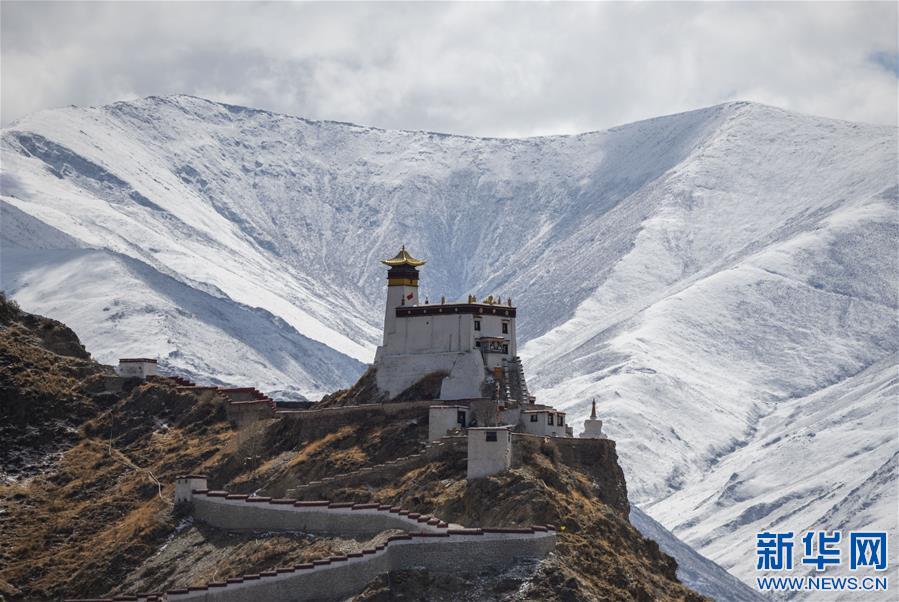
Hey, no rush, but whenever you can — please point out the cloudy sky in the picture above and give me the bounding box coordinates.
[1,1,896,137]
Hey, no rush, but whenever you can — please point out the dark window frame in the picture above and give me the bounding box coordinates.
[486,431,497,442]
[547,414,554,425]
[530,414,538,422]
[474,320,481,331]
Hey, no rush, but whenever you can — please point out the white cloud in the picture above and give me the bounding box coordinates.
[1,1,895,135]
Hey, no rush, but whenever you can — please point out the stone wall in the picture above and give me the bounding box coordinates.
[191,492,450,536]
[374,351,486,400]
[165,529,555,602]
[271,398,436,440]
[225,401,275,428]
[162,485,555,602]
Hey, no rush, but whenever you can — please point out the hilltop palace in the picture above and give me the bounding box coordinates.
[108,248,614,601]
[121,246,607,481]
[371,247,605,476]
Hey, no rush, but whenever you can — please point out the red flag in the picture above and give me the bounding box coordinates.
[406,292,414,300]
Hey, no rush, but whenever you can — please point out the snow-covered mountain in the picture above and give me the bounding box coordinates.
[1,95,895,595]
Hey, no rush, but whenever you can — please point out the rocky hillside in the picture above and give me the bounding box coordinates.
[0,295,238,599]
[1,303,709,601]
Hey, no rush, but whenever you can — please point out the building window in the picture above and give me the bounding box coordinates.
[502,344,509,354]
[457,411,466,426]
[530,414,538,422]
[486,431,497,442]
[502,322,509,334]
[474,320,481,331]
[558,415,564,426]
[547,414,554,425]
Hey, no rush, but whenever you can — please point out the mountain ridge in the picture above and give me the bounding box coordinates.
[1,95,895,595]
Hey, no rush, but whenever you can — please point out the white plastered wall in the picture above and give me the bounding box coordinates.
[428,406,468,441]
[116,361,157,378]
[520,412,568,437]
[467,426,513,479]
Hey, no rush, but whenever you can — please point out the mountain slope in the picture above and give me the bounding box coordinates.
[630,506,764,602]
[1,96,895,592]
[0,202,363,399]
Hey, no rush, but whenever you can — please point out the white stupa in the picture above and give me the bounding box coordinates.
[579,398,606,439]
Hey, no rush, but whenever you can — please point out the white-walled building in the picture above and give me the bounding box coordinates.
[520,406,569,438]
[116,358,158,379]
[372,248,586,458]
[466,425,513,479]
[373,247,528,402]
[175,475,208,502]
[428,405,469,441]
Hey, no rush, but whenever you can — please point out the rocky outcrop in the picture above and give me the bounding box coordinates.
[0,292,90,359]
[316,366,386,407]
[317,367,448,408]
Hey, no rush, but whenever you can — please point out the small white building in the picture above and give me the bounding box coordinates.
[579,399,606,439]
[466,425,513,479]
[428,405,469,441]
[520,406,568,438]
[174,474,208,503]
[116,358,158,379]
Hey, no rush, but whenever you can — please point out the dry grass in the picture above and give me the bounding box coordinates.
[2,304,705,601]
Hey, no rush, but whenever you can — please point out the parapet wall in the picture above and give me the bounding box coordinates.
[169,529,554,602]
[191,491,450,535]
[225,400,275,427]
[168,487,555,602]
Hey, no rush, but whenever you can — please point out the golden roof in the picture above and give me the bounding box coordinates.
[381,245,426,267]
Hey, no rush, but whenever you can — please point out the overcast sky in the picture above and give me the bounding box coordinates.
[1,1,896,137]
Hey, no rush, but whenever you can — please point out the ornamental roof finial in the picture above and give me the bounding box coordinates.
[591,398,597,420]
[381,246,426,267]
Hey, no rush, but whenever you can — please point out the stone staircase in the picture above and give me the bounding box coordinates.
[502,356,531,403]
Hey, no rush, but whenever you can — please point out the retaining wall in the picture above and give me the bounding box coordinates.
[262,399,437,443]
[176,487,555,602]
[225,400,276,427]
